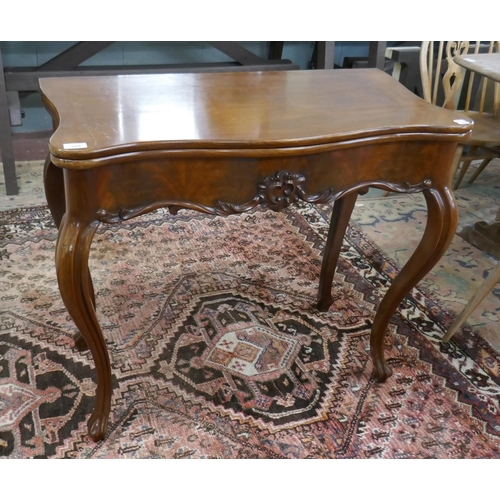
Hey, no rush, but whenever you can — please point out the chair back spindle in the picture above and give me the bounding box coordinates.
[420,41,500,190]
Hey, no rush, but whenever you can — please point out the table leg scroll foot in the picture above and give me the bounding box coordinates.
[56,214,112,441]
[317,192,358,311]
[88,410,109,441]
[369,186,457,381]
[75,332,90,352]
[372,359,393,382]
[317,297,334,312]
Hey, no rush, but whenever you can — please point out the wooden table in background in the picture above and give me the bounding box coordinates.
[455,53,500,259]
[441,53,500,341]
[40,69,471,440]
[455,53,500,85]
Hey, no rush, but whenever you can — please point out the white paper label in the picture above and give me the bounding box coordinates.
[63,142,88,150]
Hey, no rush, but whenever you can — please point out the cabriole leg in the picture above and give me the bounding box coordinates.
[317,192,358,311]
[56,214,111,440]
[370,187,457,381]
[44,157,93,352]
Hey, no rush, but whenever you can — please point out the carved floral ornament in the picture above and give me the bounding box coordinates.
[257,171,308,211]
[212,170,337,214]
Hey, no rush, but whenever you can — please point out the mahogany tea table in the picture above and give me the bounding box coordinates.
[39,69,473,440]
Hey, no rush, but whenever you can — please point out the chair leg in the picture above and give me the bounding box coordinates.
[0,49,19,195]
[468,158,493,184]
[442,261,500,342]
[453,146,478,189]
[448,145,463,186]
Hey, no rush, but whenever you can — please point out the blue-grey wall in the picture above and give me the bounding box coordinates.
[1,41,374,68]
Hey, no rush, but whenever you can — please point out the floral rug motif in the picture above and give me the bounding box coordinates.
[1,201,500,458]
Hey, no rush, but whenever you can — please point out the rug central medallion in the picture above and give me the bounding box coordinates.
[203,323,300,379]
[153,291,367,427]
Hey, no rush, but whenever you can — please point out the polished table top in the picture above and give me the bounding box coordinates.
[454,53,500,83]
[39,69,471,167]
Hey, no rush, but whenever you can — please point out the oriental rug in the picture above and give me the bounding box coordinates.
[1,201,500,459]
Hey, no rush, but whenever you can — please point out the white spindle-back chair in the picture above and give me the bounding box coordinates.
[420,41,500,189]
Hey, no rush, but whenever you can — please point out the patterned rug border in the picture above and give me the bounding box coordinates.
[0,204,52,219]
[309,203,500,383]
